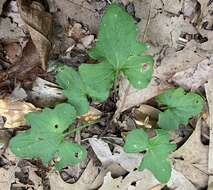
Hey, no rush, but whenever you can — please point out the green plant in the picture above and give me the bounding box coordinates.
[57,3,153,116]
[10,103,86,169]
[123,87,204,182]
[10,4,153,170]
[156,88,204,130]
[124,129,176,183]
[9,3,204,183]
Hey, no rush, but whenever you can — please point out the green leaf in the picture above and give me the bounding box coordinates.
[56,66,89,115]
[139,130,176,183]
[124,129,176,183]
[123,129,149,153]
[79,62,115,101]
[156,88,204,130]
[55,141,87,170]
[80,4,153,96]
[10,103,86,168]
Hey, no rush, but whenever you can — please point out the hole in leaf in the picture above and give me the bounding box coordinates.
[54,125,59,129]
[74,152,79,158]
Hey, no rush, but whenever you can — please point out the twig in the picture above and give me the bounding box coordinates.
[64,121,98,138]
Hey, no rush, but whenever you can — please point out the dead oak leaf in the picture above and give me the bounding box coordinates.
[17,0,52,70]
[0,99,40,128]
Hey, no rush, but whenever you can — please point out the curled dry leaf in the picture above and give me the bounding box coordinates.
[89,138,141,172]
[204,78,213,187]
[17,0,52,70]
[133,104,160,128]
[78,107,102,123]
[172,118,209,189]
[0,99,40,128]
[29,77,66,107]
[49,160,103,190]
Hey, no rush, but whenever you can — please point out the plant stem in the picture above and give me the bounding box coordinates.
[64,121,98,137]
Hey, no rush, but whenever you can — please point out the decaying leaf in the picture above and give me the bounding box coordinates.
[172,118,209,188]
[89,138,141,172]
[49,160,103,190]
[99,168,196,190]
[29,77,66,107]
[205,78,213,187]
[78,106,102,123]
[133,104,160,128]
[17,0,52,70]
[0,0,7,14]
[0,99,40,128]
[173,58,213,90]
[0,166,16,190]
[53,0,100,33]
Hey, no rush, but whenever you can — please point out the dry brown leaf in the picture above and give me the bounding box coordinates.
[133,104,160,128]
[172,118,209,188]
[29,77,66,107]
[49,160,103,190]
[53,0,100,33]
[172,57,213,90]
[78,107,102,123]
[0,166,16,189]
[0,17,26,42]
[17,0,52,70]
[99,169,196,190]
[0,99,40,128]
[0,0,7,14]
[89,138,141,172]
[205,78,213,188]
[0,40,44,84]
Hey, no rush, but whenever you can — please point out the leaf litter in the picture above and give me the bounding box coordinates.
[0,0,213,189]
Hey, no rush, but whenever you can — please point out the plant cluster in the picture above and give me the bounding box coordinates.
[10,3,204,183]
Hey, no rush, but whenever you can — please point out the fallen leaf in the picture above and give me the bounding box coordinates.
[99,168,197,190]
[172,57,213,90]
[17,0,53,70]
[29,77,66,107]
[133,104,160,128]
[0,0,7,14]
[0,40,44,85]
[78,107,102,123]
[49,160,103,190]
[135,0,196,49]
[89,138,141,172]
[172,118,209,188]
[205,78,213,187]
[0,99,40,128]
[53,0,100,33]
[0,17,26,42]
[0,166,16,190]
[9,83,27,101]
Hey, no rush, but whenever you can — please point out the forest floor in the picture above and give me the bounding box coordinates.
[0,0,213,189]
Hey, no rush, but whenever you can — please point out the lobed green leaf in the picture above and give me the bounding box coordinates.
[156,88,204,130]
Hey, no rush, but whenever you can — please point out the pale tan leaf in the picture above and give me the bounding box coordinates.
[172,118,208,188]
[0,99,40,128]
